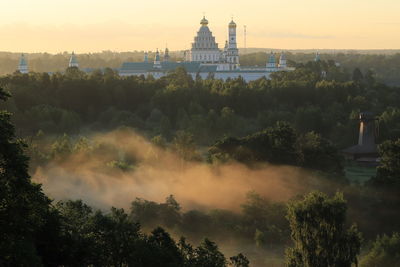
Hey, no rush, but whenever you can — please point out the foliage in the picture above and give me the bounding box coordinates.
[286,191,362,267]
[2,60,400,148]
[360,232,400,267]
[229,253,250,267]
[209,123,345,177]
[0,85,247,266]
[0,87,53,265]
[298,131,344,176]
[369,139,400,187]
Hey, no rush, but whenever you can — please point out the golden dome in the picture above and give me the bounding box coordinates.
[229,19,236,28]
[200,16,208,26]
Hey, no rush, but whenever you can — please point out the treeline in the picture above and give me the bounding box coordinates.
[2,50,400,85]
[0,51,182,75]
[240,51,400,86]
[1,61,400,150]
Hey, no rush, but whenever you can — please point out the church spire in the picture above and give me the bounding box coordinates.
[154,49,161,68]
[69,51,79,68]
[17,53,29,74]
[164,47,170,62]
[315,52,321,62]
[278,51,287,69]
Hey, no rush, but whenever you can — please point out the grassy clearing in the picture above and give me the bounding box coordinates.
[345,164,377,184]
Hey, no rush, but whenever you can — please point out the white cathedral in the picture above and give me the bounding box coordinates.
[17,16,294,81]
[188,16,240,71]
[119,16,293,81]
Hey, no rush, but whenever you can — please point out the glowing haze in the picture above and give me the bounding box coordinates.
[1,0,399,53]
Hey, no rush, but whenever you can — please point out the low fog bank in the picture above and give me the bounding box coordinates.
[32,128,330,211]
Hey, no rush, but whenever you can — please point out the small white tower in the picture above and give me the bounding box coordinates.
[278,52,287,69]
[154,49,161,68]
[69,51,79,68]
[228,19,237,49]
[227,19,240,70]
[144,51,149,63]
[17,54,29,74]
[315,52,321,62]
[266,52,276,71]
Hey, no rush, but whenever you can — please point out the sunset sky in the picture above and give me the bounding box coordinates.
[1,0,399,53]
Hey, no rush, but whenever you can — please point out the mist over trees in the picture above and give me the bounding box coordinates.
[1,56,400,266]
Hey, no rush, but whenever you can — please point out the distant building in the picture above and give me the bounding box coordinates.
[119,16,294,81]
[343,112,379,165]
[315,52,321,62]
[69,51,79,68]
[164,48,170,62]
[278,52,287,69]
[17,54,29,74]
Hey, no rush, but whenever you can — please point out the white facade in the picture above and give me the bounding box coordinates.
[189,17,240,70]
[118,16,294,82]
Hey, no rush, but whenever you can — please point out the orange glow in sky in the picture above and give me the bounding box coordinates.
[1,0,399,53]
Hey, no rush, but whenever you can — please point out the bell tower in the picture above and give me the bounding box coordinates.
[227,19,239,70]
[228,19,237,49]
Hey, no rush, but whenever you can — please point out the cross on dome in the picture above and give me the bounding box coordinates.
[200,16,208,26]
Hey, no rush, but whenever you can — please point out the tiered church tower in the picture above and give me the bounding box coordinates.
[17,54,29,74]
[190,16,220,63]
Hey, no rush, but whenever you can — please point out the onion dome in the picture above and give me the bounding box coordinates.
[200,16,208,26]
[229,19,236,28]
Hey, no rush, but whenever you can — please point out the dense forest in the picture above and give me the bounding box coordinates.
[1,58,400,266]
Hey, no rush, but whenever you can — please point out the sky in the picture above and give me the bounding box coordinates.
[1,0,399,53]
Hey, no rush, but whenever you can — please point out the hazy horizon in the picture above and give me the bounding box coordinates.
[2,48,400,56]
[1,0,400,53]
